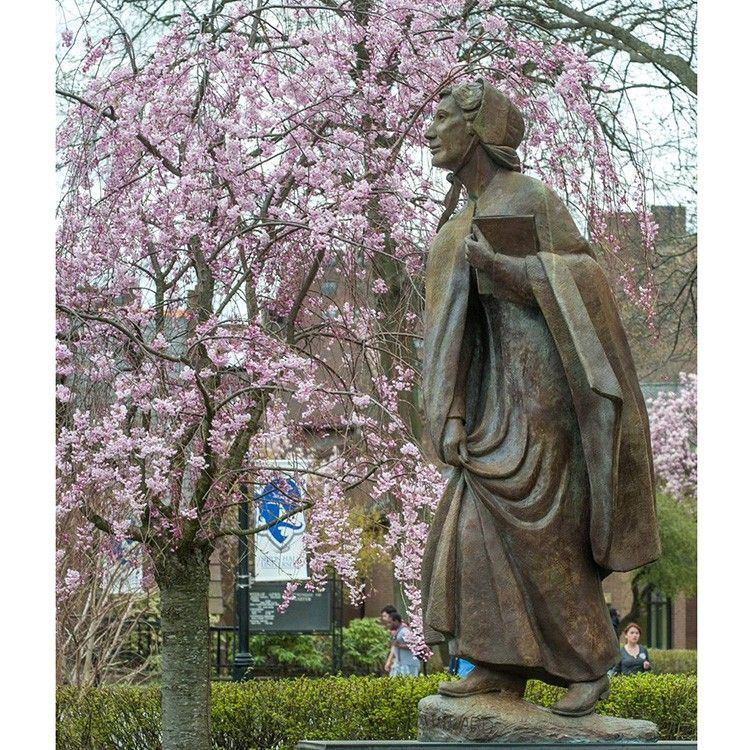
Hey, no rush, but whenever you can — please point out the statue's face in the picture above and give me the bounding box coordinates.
[425,95,474,172]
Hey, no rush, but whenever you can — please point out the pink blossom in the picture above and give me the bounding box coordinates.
[647,373,697,501]
[56,3,660,653]
[277,581,300,614]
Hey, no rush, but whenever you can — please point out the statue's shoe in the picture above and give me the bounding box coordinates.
[550,674,610,717]
[439,666,526,698]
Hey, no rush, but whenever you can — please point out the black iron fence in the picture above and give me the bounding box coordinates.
[107,604,354,681]
[210,624,238,680]
[113,617,238,680]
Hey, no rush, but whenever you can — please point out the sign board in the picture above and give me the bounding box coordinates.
[247,580,332,633]
[254,462,308,581]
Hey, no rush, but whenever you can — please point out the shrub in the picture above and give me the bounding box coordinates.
[56,684,161,750]
[211,675,441,749]
[648,648,697,675]
[247,633,329,675]
[246,617,391,676]
[57,672,696,749]
[341,617,391,673]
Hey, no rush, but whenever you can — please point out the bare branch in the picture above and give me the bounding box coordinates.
[56,304,187,364]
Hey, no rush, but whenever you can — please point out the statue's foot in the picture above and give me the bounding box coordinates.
[550,674,610,717]
[439,665,526,698]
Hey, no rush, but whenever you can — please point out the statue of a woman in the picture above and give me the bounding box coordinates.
[421,79,660,717]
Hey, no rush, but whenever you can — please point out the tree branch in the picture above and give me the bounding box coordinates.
[56,304,187,364]
[56,88,183,176]
[95,0,139,75]
[219,500,313,538]
[542,0,696,94]
[286,246,326,344]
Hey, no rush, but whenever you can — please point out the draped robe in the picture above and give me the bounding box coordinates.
[421,169,661,687]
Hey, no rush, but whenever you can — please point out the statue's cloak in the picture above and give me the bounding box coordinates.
[421,172,660,673]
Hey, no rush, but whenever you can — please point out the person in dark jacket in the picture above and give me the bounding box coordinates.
[612,622,652,676]
[609,607,620,632]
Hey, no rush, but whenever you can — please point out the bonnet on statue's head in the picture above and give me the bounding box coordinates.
[448,77,526,154]
[436,78,526,229]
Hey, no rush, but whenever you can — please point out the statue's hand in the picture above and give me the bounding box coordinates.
[491,253,536,305]
[464,229,495,272]
[442,417,468,467]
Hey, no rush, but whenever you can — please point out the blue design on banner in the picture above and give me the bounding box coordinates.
[256,477,304,549]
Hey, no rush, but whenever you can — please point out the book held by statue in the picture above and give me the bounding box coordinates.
[472,214,539,294]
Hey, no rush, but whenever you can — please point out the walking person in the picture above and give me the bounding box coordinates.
[380,605,399,675]
[388,612,422,677]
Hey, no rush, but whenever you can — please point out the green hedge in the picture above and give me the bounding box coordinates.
[57,673,696,749]
[648,648,697,675]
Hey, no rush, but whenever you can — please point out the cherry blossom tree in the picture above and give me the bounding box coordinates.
[647,372,697,502]
[56,2,660,746]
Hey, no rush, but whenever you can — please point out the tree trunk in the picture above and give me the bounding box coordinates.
[155,546,212,750]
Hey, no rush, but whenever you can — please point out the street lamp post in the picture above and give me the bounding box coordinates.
[232,483,253,681]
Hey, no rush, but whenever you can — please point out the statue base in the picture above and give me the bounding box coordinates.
[297,744,691,749]
[418,693,659,744]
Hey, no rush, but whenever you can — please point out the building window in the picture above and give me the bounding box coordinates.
[645,588,672,649]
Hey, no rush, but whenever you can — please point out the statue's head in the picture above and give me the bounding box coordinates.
[425,78,525,173]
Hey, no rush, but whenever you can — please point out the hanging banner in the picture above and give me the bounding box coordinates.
[253,462,308,581]
[104,540,143,594]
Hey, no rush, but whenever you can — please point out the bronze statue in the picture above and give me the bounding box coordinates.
[421,79,661,717]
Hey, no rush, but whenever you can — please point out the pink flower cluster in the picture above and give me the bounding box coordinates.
[647,373,697,501]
